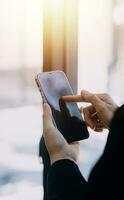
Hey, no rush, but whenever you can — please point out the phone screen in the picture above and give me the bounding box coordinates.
[36,71,89,143]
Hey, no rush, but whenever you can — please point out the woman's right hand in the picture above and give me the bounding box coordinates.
[62,90,118,131]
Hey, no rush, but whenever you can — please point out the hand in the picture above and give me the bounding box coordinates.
[43,103,80,165]
[62,90,118,130]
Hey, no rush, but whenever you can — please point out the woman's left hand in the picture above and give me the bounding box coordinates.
[43,103,80,165]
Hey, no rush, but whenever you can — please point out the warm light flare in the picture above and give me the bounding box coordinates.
[43,0,78,75]
[44,0,65,8]
[44,0,65,17]
[43,0,77,20]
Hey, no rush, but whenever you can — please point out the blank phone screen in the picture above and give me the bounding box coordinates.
[37,71,89,142]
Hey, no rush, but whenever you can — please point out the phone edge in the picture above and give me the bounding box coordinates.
[35,75,57,128]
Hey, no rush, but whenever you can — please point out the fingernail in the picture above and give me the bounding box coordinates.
[81,90,88,97]
[81,90,87,94]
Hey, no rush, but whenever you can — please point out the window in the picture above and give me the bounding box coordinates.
[78,0,113,93]
[1,0,124,198]
[77,0,124,178]
[0,0,43,199]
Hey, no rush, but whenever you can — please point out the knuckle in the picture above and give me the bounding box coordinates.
[97,104,104,112]
[91,94,97,101]
[89,93,95,98]
[103,93,109,98]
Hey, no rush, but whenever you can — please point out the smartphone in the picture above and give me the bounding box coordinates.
[35,70,89,143]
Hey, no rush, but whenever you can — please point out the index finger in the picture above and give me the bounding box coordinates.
[62,90,103,108]
[62,95,83,102]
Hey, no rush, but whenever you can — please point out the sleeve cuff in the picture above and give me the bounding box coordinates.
[48,159,88,199]
[49,159,79,179]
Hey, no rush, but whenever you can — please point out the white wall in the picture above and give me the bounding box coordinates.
[78,0,113,93]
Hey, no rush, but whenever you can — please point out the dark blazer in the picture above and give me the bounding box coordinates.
[47,105,124,200]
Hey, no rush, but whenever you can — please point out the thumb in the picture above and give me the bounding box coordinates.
[43,103,54,133]
[81,90,103,108]
[43,103,67,155]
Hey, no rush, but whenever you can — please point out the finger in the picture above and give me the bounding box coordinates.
[81,90,103,108]
[91,112,105,127]
[62,95,82,102]
[92,127,103,132]
[83,108,95,129]
[80,106,96,128]
[43,103,67,144]
[92,121,104,129]
[80,105,94,112]
[90,115,104,129]
[96,93,117,106]
[80,106,84,113]
[43,103,54,133]
[62,91,104,108]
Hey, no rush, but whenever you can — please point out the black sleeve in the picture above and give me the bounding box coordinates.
[87,105,124,199]
[47,105,124,200]
[47,159,88,200]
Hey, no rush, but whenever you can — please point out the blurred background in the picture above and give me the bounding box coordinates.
[0,0,124,199]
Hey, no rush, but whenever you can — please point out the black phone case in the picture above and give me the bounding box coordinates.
[35,70,89,142]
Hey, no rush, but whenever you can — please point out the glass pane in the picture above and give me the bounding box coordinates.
[0,0,43,199]
[113,0,124,103]
[78,0,113,179]
[78,0,113,93]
